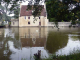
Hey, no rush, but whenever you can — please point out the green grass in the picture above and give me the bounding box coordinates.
[21,53,80,60]
[43,53,80,60]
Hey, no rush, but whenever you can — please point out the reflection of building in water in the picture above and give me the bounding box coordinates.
[18,27,49,59]
[21,38,46,47]
[19,27,48,47]
[19,27,48,38]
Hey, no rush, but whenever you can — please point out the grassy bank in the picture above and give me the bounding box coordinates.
[43,53,80,60]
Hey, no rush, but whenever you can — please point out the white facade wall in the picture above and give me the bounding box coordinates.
[11,20,19,27]
[19,16,48,27]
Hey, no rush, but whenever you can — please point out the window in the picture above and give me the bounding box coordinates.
[28,22,30,24]
[39,17,40,19]
[28,16,30,19]
[25,16,26,19]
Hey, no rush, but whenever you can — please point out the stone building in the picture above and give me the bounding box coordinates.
[11,19,19,27]
[19,3,48,27]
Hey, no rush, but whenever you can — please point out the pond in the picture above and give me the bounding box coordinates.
[0,27,80,60]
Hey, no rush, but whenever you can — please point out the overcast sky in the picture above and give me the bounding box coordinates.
[21,0,44,5]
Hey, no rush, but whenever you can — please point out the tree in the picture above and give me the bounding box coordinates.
[0,5,11,21]
[62,0,80,24]
[46,0,72,22]
[45,0,80,25]
[0,0,20,19]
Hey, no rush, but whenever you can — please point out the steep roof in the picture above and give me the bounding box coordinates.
[20,5,46,17]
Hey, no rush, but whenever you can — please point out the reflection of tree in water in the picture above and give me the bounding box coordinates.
[69,28,80,41]
[70,36,80,41]
[0,35,12,60]
[0,28,20,60]
[46,31,68,53]
[11,28,19,40]
[78,28,80,40]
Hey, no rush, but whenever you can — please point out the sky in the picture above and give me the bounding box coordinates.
[21,0,44,5]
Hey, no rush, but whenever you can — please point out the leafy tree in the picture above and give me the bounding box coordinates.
[45,0,80,25]
[62,0,80,24]
[11,3,20,19]
[46,0,72,22]
[0,5,11,21]
[0,0,20,19]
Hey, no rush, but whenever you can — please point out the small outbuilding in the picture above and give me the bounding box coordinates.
[11,19,19,27]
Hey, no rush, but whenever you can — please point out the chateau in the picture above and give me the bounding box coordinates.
[19,3,48,27]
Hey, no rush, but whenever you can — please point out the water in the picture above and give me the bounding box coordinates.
[0,27,80,60]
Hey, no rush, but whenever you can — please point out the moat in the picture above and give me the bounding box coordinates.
[0,27,80,60]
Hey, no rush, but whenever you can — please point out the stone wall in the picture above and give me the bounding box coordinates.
[48,22,79,27]
[48,22,72,27]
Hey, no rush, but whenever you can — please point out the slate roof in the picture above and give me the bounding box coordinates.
[20,5,46,17]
